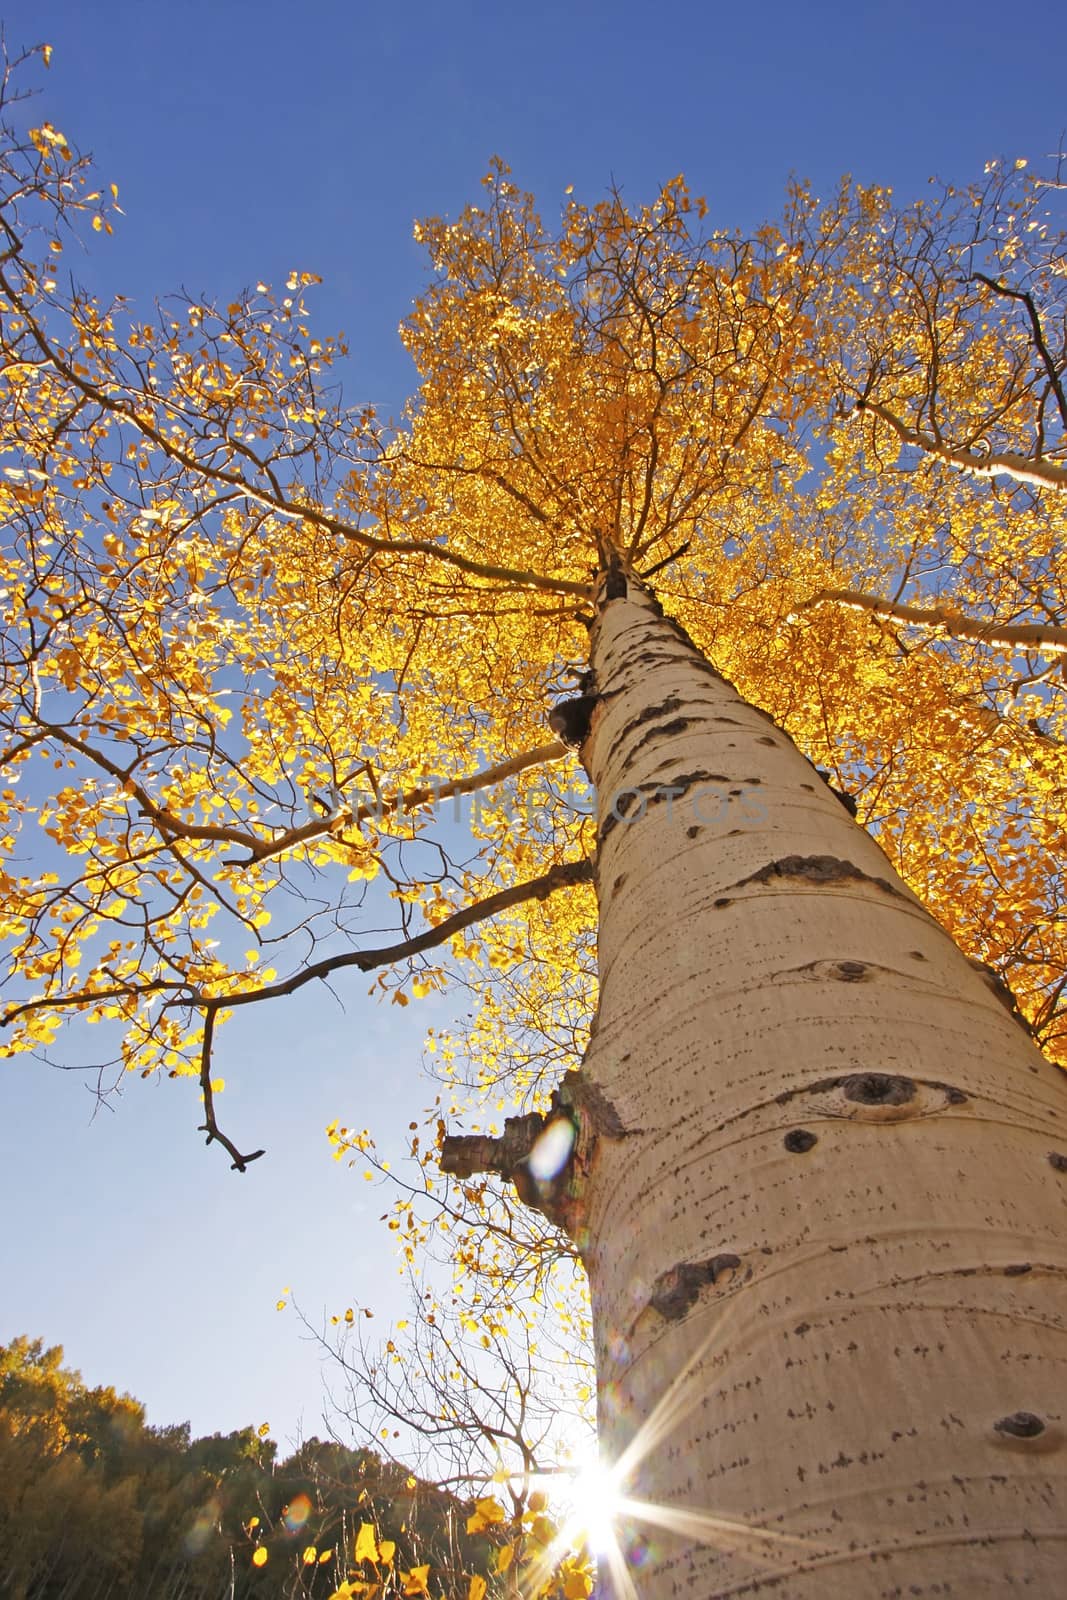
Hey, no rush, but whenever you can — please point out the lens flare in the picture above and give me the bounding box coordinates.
[527,1116,575,1182]
[183,1498,220,1555]
[283,1492,312,1533]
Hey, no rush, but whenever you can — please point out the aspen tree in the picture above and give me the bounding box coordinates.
[2,53,1065,1595]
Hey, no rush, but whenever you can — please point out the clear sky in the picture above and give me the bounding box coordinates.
[1,0,1063,1452]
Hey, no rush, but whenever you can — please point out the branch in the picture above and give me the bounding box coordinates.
[5,860,593,1169]
[639,540,691,581]
[972,272,1067,433]
[197,1009,265,1171]
[1,978,193,1030]
[205,858,594,1014]
[0,270,591,598]
[35,722,262,851]
[192,858,593,1166]
[237,739,569,864]
[855,398,1067,492]
[790,587,1067,657]
[24,721,567,870]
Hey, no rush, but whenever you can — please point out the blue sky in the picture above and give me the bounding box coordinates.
[1,0,1063,1451]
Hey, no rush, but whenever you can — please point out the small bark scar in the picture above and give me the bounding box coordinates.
[649,1253,744,1321]
[598,769,724,848]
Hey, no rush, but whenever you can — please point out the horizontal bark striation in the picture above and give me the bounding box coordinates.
[574,578,1067,1598]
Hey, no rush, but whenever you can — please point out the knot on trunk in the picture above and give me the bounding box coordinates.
[441,1108,580,1230]
[438,1072,627,1239]
[548,696,598,749]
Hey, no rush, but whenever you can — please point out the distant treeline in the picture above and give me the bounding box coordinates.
[0,1337,487,1599]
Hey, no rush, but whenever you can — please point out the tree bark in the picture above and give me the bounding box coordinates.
[563,575,1067,1595]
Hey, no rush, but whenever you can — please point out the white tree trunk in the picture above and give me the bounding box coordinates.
[573,579,1067,1596]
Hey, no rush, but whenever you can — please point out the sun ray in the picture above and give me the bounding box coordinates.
[532,1292,836,1597]
[619,1496,828,1558]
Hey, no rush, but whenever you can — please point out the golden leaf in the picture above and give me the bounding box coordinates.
[466,1495,506,1534]
[353,1522,379,1564]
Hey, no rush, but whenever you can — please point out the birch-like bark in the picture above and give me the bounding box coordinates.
[566,577,1067,1597]
[856,398,1067,493]
[791,587,1067,657]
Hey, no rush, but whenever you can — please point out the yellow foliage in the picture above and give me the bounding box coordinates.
[353,1522,379,1564]
[466,1495,506,1533]
[0,89,1063,1181]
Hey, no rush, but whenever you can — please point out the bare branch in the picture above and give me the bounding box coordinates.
[971,272,1067,433]
[197,1009,264,1171]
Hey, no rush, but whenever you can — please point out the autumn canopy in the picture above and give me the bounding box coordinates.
[3,107,1064,1105]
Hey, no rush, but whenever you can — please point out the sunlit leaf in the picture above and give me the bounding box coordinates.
[354,1522,379,1564]
[467,1496,506,1534]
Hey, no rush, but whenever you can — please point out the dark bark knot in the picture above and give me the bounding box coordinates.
[815,768,859,816]
[1049,1152,1067,1174]
[843,1073,916,1107]
[967,957,1035,1038]
[735,855,904,900]
[784,1129,818,1153]
[549,695,598,749]
[778,1073,967,1123]
[650,1254,743,1321]
[994,1412,1045,1440]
